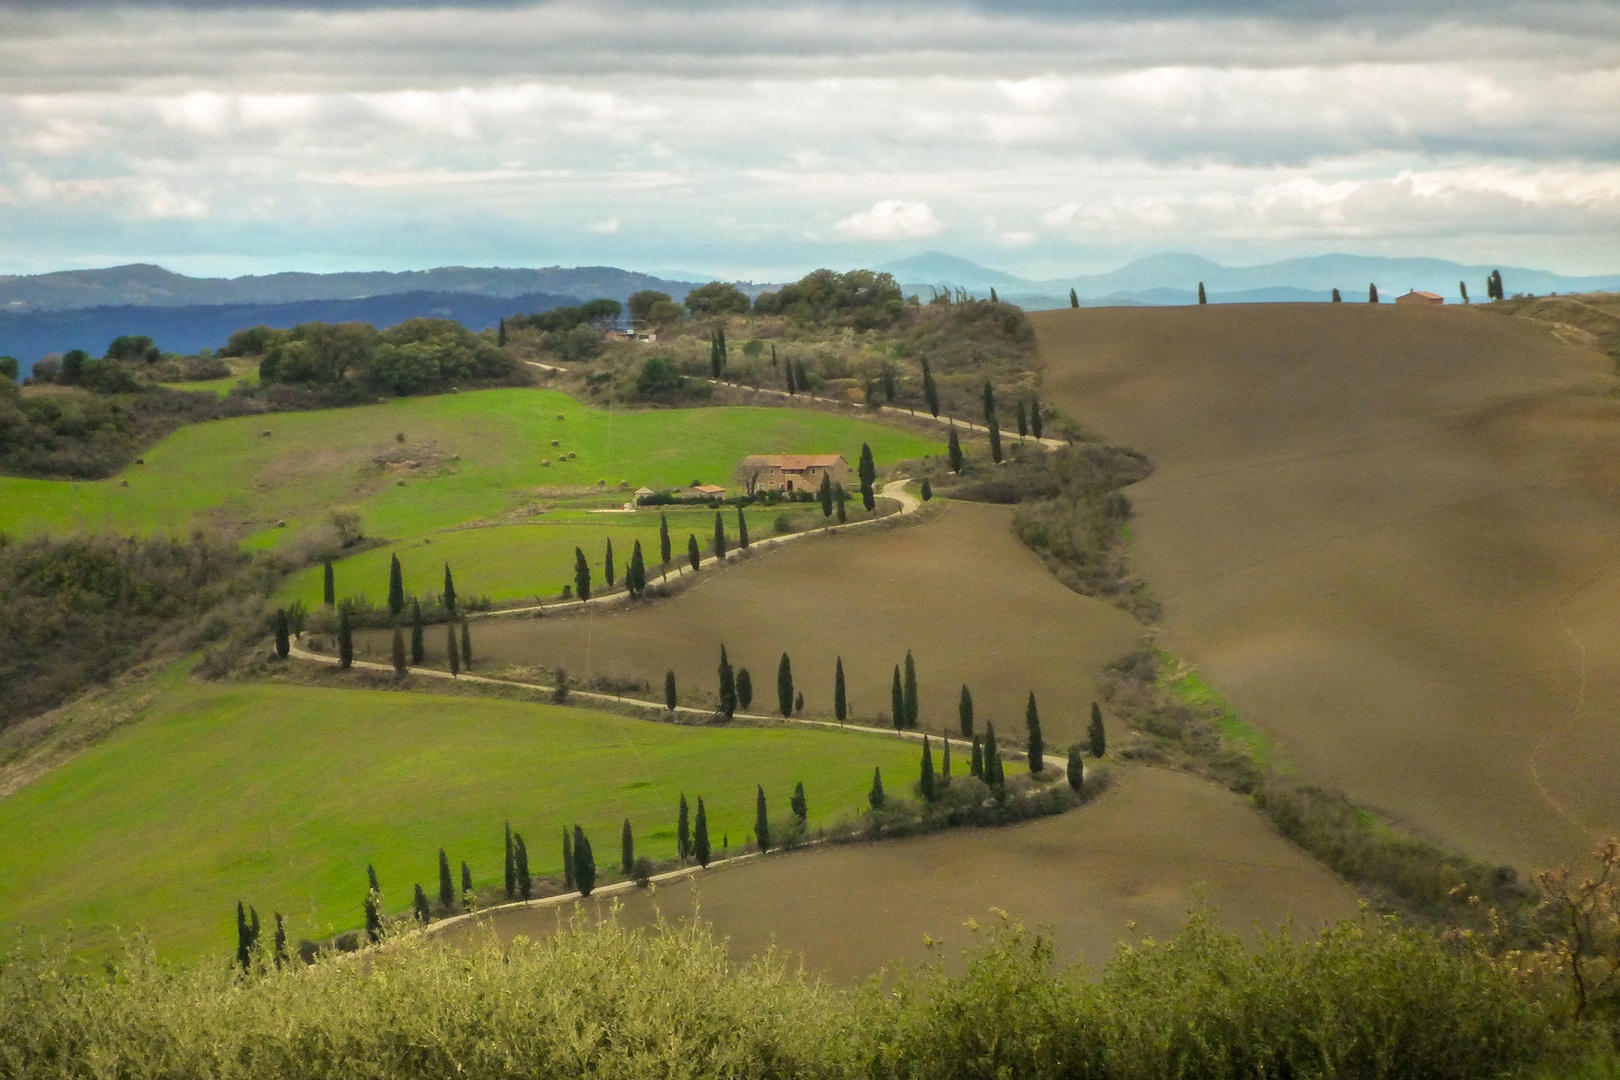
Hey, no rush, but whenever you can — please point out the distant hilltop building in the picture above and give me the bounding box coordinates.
[737,453,850,494]
[1395,290,1445,306]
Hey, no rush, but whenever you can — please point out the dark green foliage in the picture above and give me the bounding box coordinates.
[273,912,287,967]
[709,330,725,379]
[713,511,727,559]
[1070,286,1079,308]
[252,317,519,395]
[604,538,615,588]
[793,358,810,393]
[677,794,691,861]
[835,483,848,524]
[0,356,16,382]
[694,797,711,867]
[234,900,258,972]
[687,533,701,572]
[562,828,574,890]
[1089,701,1106,758]
[794,690,803,715]
[665,670,677,712]
[791,781,808,825]
[1068,744,1084,791]
[444,623,459,677]
[902,650,919,728]
[1332,287,1342,302]
[736,668,753,711]
[987,415,1002,464]
[442,563,456,611]
[785,360,797,395]
[338,606,354,670]
[387,554,404,616]
[1015,399,1027,439]
[659,512,672,565]
[959,684,974,737]
[685,282,751,318]
[990,287,998,303]
[1489,268,1505,300]
[497,317,507,347]
[834,656,847,723]
[717,644,737,718]
[461,861,472,900]
[1026,691,1044,773]
[323,560,335,606]
[981,379,996,426]
[868,767,885,810]
[971,736,983,778]
[504,821,516,899]
[626,539,646,598]
[622,818,635,875]
[1369,282,1379,303]
[1030,395,1043,440]
[573,546,591,602]
[983,721,1005,787]
[367,863,381,897]
[459,619,472,671]
[391,625,407,676]
[755,784,771,852]
[274,608,291,659]
[922,357,940,417]
[891,666,905,730]
[414,884,430,924]
[858,442,876,510]
[919,736,937,802]
[1198,281,1208,305]
[947,427,963,474]
[438,849,454,910]
[751,268,905,329]
[941,735,952,780]
[819,470,833,517]
[777,652,794,718]
[1459,280,1470,304]
[920,476,932,501]
[409,599,424,664]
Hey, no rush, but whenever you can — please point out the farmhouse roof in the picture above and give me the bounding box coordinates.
[740,454,847,471]
[691,483,726,495]
[1402,290,1444,300]
[635,486,656,496]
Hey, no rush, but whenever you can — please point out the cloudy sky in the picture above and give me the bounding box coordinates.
[2,0,1618,279]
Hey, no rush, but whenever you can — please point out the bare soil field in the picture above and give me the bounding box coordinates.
[388,501,1145,749]
[440,766,1360,984]
[1033,303,1620,872]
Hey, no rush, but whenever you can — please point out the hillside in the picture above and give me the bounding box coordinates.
[1033,302,1620,872]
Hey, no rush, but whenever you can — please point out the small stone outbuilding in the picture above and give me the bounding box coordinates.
[1395,290,1444,306]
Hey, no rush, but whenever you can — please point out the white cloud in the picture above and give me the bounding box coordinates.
[833,200,944,241]
[585,215,621,234]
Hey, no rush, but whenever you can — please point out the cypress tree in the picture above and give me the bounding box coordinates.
[919,736,936,801]
[1067,744,1084,792]
[1089,701,1107,757]
[573,546,592,601]
[920,476,932,501]
[1459,280,1470,304]
[942,735,952,780]
[903,650,918,727]
[990,286,998,303]
[713,511,727,559]
[443,563,457,611]
[971,735,984,778]
[791,781,808,825]
[794,690,803,714]
[1026,691,1045,773]
[410,599,424,664]
[688,534,701,571]
[737,506,749,548]
[694,797,712,867]
[665,669,677,712]
[947,428,964,474]
[1069,287,1079,309]
[274,912,287,966]
[562,828,574,890]
[626,539,646,598]
[438,848,454,910]
[274,608,290,659]
[1331,287,1342,303]
[981,380,995,426]
[446,623,460,678]
[794,358,809,393]
[868,767,885,810]
[515,834,531,899]
[504,821,516,899]
[677,794,691,861]
[461,861,473,902]
[777,652,794,718]
[235,900,252,971]
[737,667,753,710]
[988,415,1003,464]
[835,483,848,523]
[1031,395,1043,439]
[959,684,974,737]
[460,619,472,670]
[388,553,405,616]
[819,471,833,517]
[858,443,876,511]
[498,317,507,347]
[755,784,770,852]
[323,560,335,607]
[1368,282,1379,304]
[717,644,737,717]
[710,330,723,378]
[785,361,797,394]
[414,884,430,924]
[891,665,905,730]
[368,862,381,897]
[1197,281,1208,305]
[622,818,635,875]
[922,358,940,417]
[984,721,1004,787]
[659,512,672,565]
[834,656,847,723]
[338,606,354,669]
[364,893,381,943]
[391,625,407,676]
[1016,400,1028,439]
[604,537,616,587]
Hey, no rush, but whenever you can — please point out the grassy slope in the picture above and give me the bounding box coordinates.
[0,669,922,959]
[0,388,942,545]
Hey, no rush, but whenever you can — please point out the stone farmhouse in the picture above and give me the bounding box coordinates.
[737,454,851,495]
[1395,290,1444,306]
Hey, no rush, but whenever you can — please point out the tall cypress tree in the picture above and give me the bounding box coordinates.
[1369,282,1379,304]
[627,539,646,598]
[338,606,354,669]
[942,735,952,780]
[919,736,937,802]
[754,784,771,852]
[515,834,531,899]
[1026,691,1045,773]
[391,625,407,676]
[791,781,808,825]
[785,360,797,394]
[443,563,457,611]
[410,599,424,664]
[273,912,287,966]
[1089,701,1107,758]
[717,645,737,718]
[665,670,678,712]
[737,506,750,548]
[971,735,984,778]
[1332,287,1342,302]
[981,380,996,426]
[834,656,847,723]
[1459,280,1470,304]
[414,885,430,923]
[694,797,712,867]
[922,358,940,417]
[1197,282,1208,305]
[659,512,672,565]
[947,428,964,474]
[498,317,507,347]
[858,443,876,511]
[446,623,460,678]
[818,471,833,518]
[835,483,848,523]
[388,553,405,616]
[562,828,574,890]
[1016,400,1028,440]
[368,863,381,897]
[890,665,905,730]
[903,650,919,728]
[504,821,516,899]
[988,415,1003,464]
[868,767,885,810]
[776,652,794,718]
[1069,287,1079,309]
[461,861,473,902]
[438,848,454,910]
[677,794,691,861]
[794,358,809,393]
[984,721,1004,787]
[323,560,335,607]
[364,893,381,943]
[737,667,753,711]
[604,538,616,587]
[713,511,727,559]
[687,534,701,571]
[460,619,472,671]
[274,608,290,659]
[621,818,635,875]
[235,900,252,971]
[1067,744,1084,792]
[920,476,932,501]
[959,684,974,737]
[573,546,592,601]
[1031,395,1043,439]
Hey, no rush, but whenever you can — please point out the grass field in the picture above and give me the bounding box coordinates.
[1033,302,1620,872]
[445,765,1361,983]
[157,367,260,397]
[0,388,943,547]
[0,667,924,959]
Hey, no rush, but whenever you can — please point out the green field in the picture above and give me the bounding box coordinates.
[0,666,923,959]
[157,367,260,397]
[0,389,943,547]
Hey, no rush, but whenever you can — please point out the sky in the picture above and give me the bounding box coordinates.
[1,0,1618,280]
